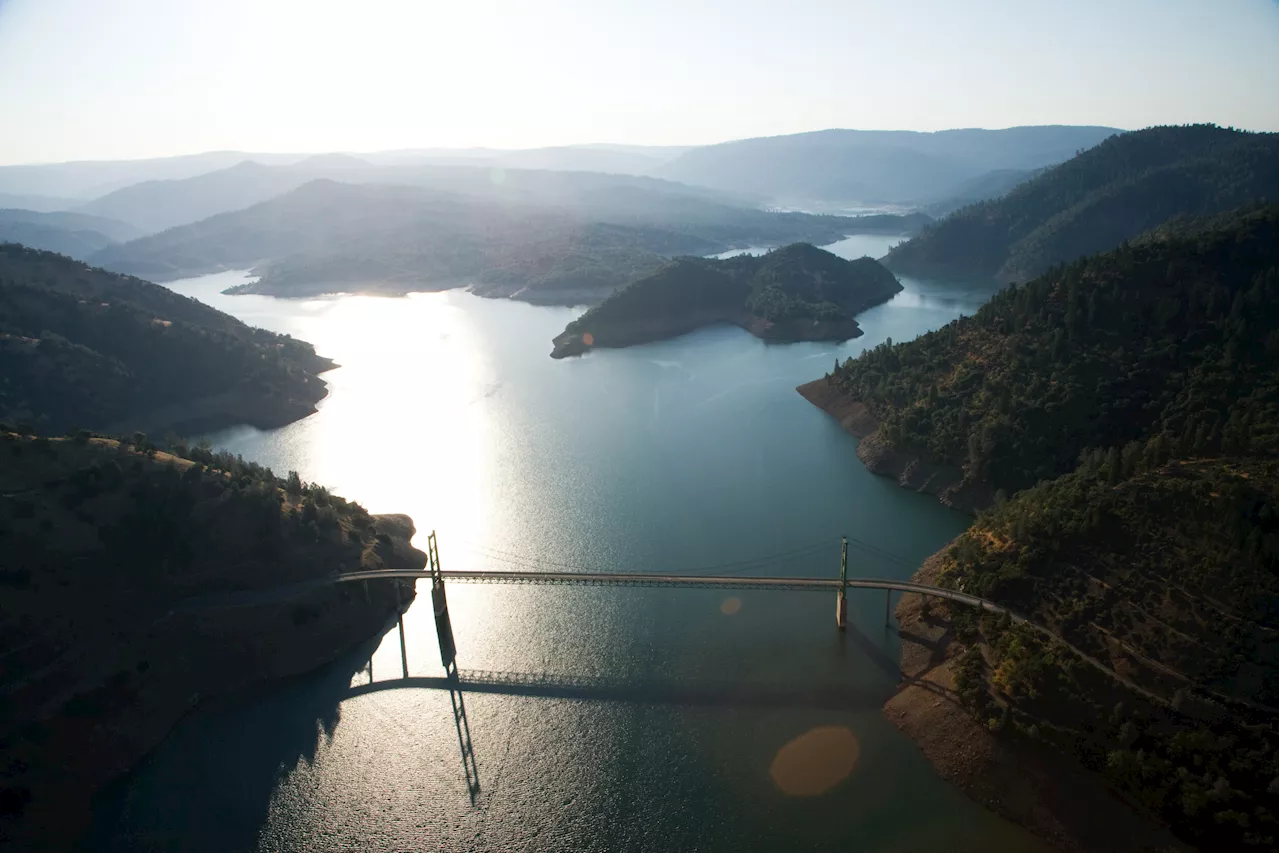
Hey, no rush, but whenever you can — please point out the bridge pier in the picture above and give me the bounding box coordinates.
[428,532,459,679]
[884,589,892,626]
[836,537,848,630]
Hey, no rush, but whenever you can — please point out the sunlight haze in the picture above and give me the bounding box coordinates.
[0,0,1276,164]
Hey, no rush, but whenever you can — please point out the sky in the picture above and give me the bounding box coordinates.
[0,0,1276,165]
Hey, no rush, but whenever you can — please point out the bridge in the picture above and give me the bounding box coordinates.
[331,532,1025,684]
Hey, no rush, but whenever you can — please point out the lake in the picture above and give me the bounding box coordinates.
[88,234,1046,851]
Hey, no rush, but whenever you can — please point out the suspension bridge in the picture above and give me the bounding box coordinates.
[330,532,1024,683]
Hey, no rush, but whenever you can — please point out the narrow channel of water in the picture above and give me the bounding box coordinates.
[88,235,1047,852]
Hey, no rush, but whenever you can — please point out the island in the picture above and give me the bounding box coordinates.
[0,431,424,851]
[549,243,903,358]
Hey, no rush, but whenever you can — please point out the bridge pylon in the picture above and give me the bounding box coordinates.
[836,536,848,630]
[428,531,459,678]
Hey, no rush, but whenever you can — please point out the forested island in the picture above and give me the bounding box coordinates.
[0,244,335,436]
[803,204,1278,850]
[883,125,1278,284]
[0,431,423,851]
[550,243,902,357]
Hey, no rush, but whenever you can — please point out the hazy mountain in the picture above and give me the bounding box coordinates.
[883,125,1279,282]
[359,143,691,173]
[90,179,890,305]
[0,151,309,200]
[0,209,143,261]
[657,126,1120,206]
[921,168,1039,217]
[0,208,141,242]
[76,158,758,235]
[0,192,86,212]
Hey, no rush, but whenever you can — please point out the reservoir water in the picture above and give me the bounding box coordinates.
[89,235,1045,851]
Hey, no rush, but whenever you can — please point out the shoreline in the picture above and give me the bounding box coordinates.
[5,513,423,852]
[795,377,992,513]
[550,312,866,358]
[886,553,1188,853]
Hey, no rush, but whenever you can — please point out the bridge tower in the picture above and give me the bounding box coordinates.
[836,536,848,630]
[428,531,459,678]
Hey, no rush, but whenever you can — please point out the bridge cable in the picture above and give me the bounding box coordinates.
[453,537,841,578]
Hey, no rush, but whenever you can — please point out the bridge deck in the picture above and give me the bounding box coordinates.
[334,569,1011,615]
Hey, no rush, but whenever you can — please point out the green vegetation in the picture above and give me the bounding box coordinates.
[553,243,902,356]
[0,430,416,850]
[885,125,1278,282]
[835,204,1277,496]
[938,453,1276,850]
[0,244,334,433]
[833,204,1277,848]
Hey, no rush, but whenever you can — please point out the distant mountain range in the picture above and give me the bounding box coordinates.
[884,125,1279,282]
[89,179,909,305]
[655,126,1120,206]
[0,127,1120,233]
[0,209,142,261]
[73,156,759,235]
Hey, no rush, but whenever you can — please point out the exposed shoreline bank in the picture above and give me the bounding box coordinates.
[795,377,992,514]
[550,312,865,358]
[5,512,423,852]
[886,554,1188,853]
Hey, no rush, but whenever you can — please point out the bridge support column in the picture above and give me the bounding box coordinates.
[428,532,459,679]
[836,537,848,630]
[884,589,892,626]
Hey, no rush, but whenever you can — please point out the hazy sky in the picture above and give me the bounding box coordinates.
[0,0,1275,164]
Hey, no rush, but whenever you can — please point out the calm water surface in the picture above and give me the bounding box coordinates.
[89,234,1046,852]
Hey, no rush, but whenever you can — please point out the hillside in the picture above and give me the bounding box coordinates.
[657,126,1118,206]
[91,180,892,306]
[78,157,750,235]
[0,432,421,851]
[0,209,142,262]
[889,452,1277,851]
[884,125,1278,282]
[823,203,1277,502]
[809,205,1280,850]
[0,244,335,434]
[550,243,902,357]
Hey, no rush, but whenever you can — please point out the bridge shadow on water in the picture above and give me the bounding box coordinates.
[87,634,386,853]
[89,612,961,853]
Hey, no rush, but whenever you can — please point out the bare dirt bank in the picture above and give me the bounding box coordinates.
[885,554,1187,853]
[796,378,993,514]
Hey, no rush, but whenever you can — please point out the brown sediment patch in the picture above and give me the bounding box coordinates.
[720,596,742,615]
[769,725,860,796]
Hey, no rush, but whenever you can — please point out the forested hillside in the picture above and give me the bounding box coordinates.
[0,245,334,433]
[0,432,419,850]
[552,243,901,356]
[883,125,1277,282]
[834,204,1277,497]
[927,441,1276,849]
[824,205,1278,848]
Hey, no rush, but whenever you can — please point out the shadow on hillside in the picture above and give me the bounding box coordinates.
[84,633,386,853]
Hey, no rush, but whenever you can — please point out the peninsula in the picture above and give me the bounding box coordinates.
[0,244,335,436]
[0,432,423,851]
[550,243,902,358]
